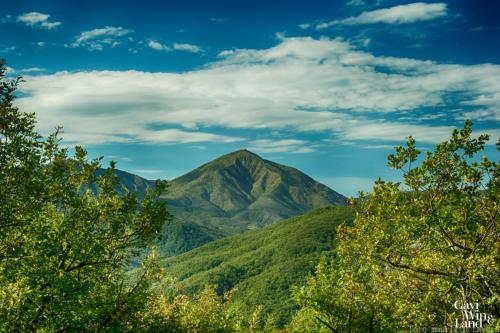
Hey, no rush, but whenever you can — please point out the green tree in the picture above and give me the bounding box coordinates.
[138,287,282,333]
[0,59,170,331]
[290,121,499,332]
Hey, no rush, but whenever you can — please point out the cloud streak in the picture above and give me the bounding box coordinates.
[316,2,447,29]
[173,43,203,53]
[0,46,17,53]
[148,40,203,53]
[248,139,317,154]
[69,26,133,50]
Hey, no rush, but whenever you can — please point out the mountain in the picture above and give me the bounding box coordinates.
[157,150,347,255]
[156,206,354,326]
[94,167,156,198]
[111,168,157,197]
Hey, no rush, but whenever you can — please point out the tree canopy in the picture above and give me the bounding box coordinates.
[0,59,172,331]
[290,121,499,332]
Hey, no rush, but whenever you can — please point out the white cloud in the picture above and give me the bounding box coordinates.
[16,12,61,30]
[131,169,164,175]
[15,37,500,147]
[148,40,171,51]
[248,139,316,154]
[19,67,45,74]
[138,129,243,144]
[173,43,203,53]
[37,41,46,47]
[148,40,203,53]
[340,122,455,143]
[317,2,447,29]
[70,26,133,51]
[458,109,500,122]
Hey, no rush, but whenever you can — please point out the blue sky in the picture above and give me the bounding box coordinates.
[2,0,499,196]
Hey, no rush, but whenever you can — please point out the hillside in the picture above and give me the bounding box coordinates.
[95,167,157,199]
[158,206,354,325]
[156,150,347,255]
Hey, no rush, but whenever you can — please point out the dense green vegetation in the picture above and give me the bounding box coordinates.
[157,206,354,325]
[289,122,499,332]
[0,60,170,331]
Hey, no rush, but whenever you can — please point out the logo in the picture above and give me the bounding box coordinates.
[453,300,495,331]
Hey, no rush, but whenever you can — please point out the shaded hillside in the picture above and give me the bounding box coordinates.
[158,206,354,325]
[96,167,157,199]
[157,150,347,255]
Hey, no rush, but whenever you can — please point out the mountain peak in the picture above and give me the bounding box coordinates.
[202,149,268,173]
[155,150,348,255]
[167,149,347,226]
[217,149,261,162]
[230,149,256,156]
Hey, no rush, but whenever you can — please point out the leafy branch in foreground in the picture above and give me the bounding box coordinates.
[0,59,170,331]
[290,121,499,332]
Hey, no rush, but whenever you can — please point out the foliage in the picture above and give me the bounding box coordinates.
[137,287,282,332]
[155,206,354,326]
[289,121,499,332]
[0,60,170,331]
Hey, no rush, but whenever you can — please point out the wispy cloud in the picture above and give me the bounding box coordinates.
[138,129,243,144]
[0,15,12,24]
[209,17,227,23]
[131,169,163,175]
[16,12,61,30]
[147,40,171,51]
[16,37,500,147]
[69,26,133,51]
[345,0,367,6]
[340,122,455,143]
[345,0,387,9]
[0,46,17,53]
[249,139,317,154]
[458,109,500,122]
[20,67,45,73]
[148,40,203,53]
[173,43,203,53]
[105,155,133,162]
[316,2,447,29]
